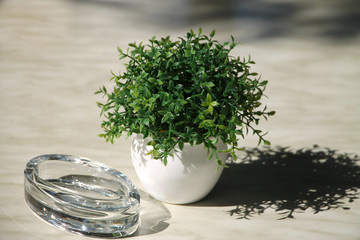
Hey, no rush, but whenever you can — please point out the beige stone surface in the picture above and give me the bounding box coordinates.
[1,0,359,239]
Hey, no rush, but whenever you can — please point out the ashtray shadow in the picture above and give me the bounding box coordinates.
[132,190,171,237]
[193,145,360,219]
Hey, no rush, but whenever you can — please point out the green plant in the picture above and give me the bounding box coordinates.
[96,28,275,168]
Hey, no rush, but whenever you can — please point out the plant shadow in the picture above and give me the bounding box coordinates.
[192,145,360,219]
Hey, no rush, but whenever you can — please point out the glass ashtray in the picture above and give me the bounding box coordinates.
[24,154,140,238]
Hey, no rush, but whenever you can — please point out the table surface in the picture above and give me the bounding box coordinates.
[1,0,360,239]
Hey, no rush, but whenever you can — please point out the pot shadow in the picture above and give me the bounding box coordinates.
[191,145,360,219]
[131,190,171,237]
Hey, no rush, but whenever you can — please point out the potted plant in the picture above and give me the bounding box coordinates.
[96,29,275,204]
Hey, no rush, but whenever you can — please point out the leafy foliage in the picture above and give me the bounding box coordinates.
[96,29,275,167]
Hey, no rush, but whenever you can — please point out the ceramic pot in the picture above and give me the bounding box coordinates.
[131,134,227,204]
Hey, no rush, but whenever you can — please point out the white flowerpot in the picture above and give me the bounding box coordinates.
[131,134,227,204]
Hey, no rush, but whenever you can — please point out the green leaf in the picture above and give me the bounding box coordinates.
[259,80,268,86]
[206,93,212,103]
[210,29,216,38]
[178,141,184,150]
[149,77,157,83]
[268,111,276,116]
[201,82,215,89]
[161,112,174,123]
[185,50,192,57]
[146,150,154,155]
[145,88,151,98]
[205,105,214,115]
[218,148,232,153]
[166,51,173,58]
[210,101,219,107]
[199,119,214,128]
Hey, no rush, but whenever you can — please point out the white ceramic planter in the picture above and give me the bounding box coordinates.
[131,134,227,204]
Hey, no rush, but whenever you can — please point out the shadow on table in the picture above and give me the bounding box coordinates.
[132,190,171,237]
[192,145,360,219]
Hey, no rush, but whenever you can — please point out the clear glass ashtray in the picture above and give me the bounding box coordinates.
[24,154,140,238]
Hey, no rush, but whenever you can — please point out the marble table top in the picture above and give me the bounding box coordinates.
[1,0,359,239]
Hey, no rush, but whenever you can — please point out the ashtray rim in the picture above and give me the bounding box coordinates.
[24,154,140,238]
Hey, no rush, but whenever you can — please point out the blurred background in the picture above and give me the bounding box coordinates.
[0,0,360,157]
[1,0,359,158]
[0,0,360,239]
